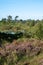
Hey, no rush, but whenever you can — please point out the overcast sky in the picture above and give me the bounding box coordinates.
[0,0,43,20]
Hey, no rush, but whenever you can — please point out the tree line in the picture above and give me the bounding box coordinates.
[0,15,43,40]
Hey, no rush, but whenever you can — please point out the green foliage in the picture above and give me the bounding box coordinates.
[0,16,43,39]
[36,22,43,39]
[0,16,43,65]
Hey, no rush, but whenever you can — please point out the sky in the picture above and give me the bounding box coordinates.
[0,0,43,20]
